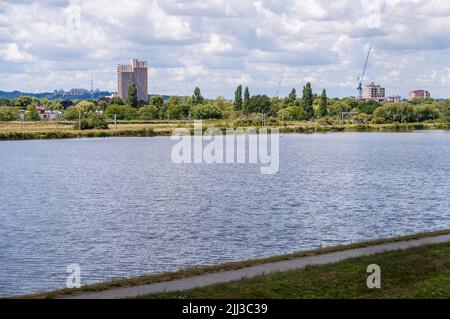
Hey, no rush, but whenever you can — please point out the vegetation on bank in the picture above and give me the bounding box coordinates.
[18,229,450,299]
[1,84,450,128]
[0,122,449,141]
[1,83,449,140]
[0,128,157,140]
[143,240,450,299]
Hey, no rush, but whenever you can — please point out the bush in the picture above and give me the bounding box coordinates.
[15,96,33,108]
[104,105,138,120]
[191,103,222,120]
[138,105,158,120]
[277,106,308,121]
[26,105,41,122]
[109,97,124,106]
[414,105,440,122]
[74,114,108,130]
[0,107,20,121]
[317,117,335,126]
[373,103,415,123]
[64,107,80,120]
[371,117,386,124]
[76,101,96,114]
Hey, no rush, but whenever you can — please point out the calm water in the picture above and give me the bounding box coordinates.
[1,132,450,297]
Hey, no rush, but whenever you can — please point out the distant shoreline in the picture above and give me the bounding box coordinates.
[0,122,449,141]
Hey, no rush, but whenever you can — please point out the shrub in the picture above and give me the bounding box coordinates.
[191,103,222,120]
[104,105,137,120]
[26,105,41,121]
[109,97,124,106]
[74,114,108,130]
[0,107,20,121]
[138,105,158,120]
[64,107,80,120]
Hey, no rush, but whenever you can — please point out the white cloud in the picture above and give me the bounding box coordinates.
[203,34,233,54]
[0,43,33,63]
[0,0,449,98]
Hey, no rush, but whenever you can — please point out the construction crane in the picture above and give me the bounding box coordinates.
[357,47,372,99]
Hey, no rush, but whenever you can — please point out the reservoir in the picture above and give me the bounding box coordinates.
[1,132,450,297]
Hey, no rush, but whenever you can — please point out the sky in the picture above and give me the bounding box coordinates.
[0,0,449,99]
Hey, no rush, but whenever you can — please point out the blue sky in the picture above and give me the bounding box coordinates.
[0,0,449,98]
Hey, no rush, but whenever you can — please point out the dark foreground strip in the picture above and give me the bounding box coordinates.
[0,299,446,318]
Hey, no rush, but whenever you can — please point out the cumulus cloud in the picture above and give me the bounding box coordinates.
[0,0,449,98]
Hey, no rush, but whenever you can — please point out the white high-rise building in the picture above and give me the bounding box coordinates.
[362,82,386,102]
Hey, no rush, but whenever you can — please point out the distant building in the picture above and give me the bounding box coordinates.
[362,82,386,102]
[117,59,148,101]
[49,88,109,100]
[68,88,90,96]
[386,95,402,103]
[25,107,63,121]
[41,111,63,121]
[409,90,431,101]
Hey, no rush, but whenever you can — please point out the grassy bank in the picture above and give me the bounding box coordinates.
[143,240,450,299]
[0,121,449,141]
[0,128,159,140]
[18,229,450,299]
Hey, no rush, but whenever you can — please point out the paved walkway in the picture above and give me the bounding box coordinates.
[66,234,450,299]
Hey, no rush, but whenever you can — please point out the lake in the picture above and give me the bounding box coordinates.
[1,132,450,297]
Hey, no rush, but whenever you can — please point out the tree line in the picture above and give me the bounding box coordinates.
[1,83,450,127]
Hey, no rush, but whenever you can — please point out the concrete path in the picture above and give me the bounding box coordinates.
[66,234,450,299]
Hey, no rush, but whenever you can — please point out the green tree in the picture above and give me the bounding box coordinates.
[441,100,450,121]
[317,89,328,118]
[277,106,308,121]
[288,88,297,105]
[138,105,159,120]
[64,107,80,120]
[191,103,222,119]
[358,100,381,114]
[373,103,415,123]
[166,96,180,107]
[76,101,96,115]
[192,87,204,105]
[247,95,272,114]
[15,96,33,109]
[151,95,164,109]
[234,85,243,111]
[0,107,19,121]
[97,101,108,111]
[0,98,10,106]
[104,105,137,120]
[109,97,124,105]
[243,86,251,114]
[25,105,41,121]
[46,101,63,111]
[127,84,139,108]
[414,104,440,122]
[76,114,108,130]
[302,82,313,119]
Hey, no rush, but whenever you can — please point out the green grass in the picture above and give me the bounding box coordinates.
[17,229,450,299]
[142,241,450,299]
